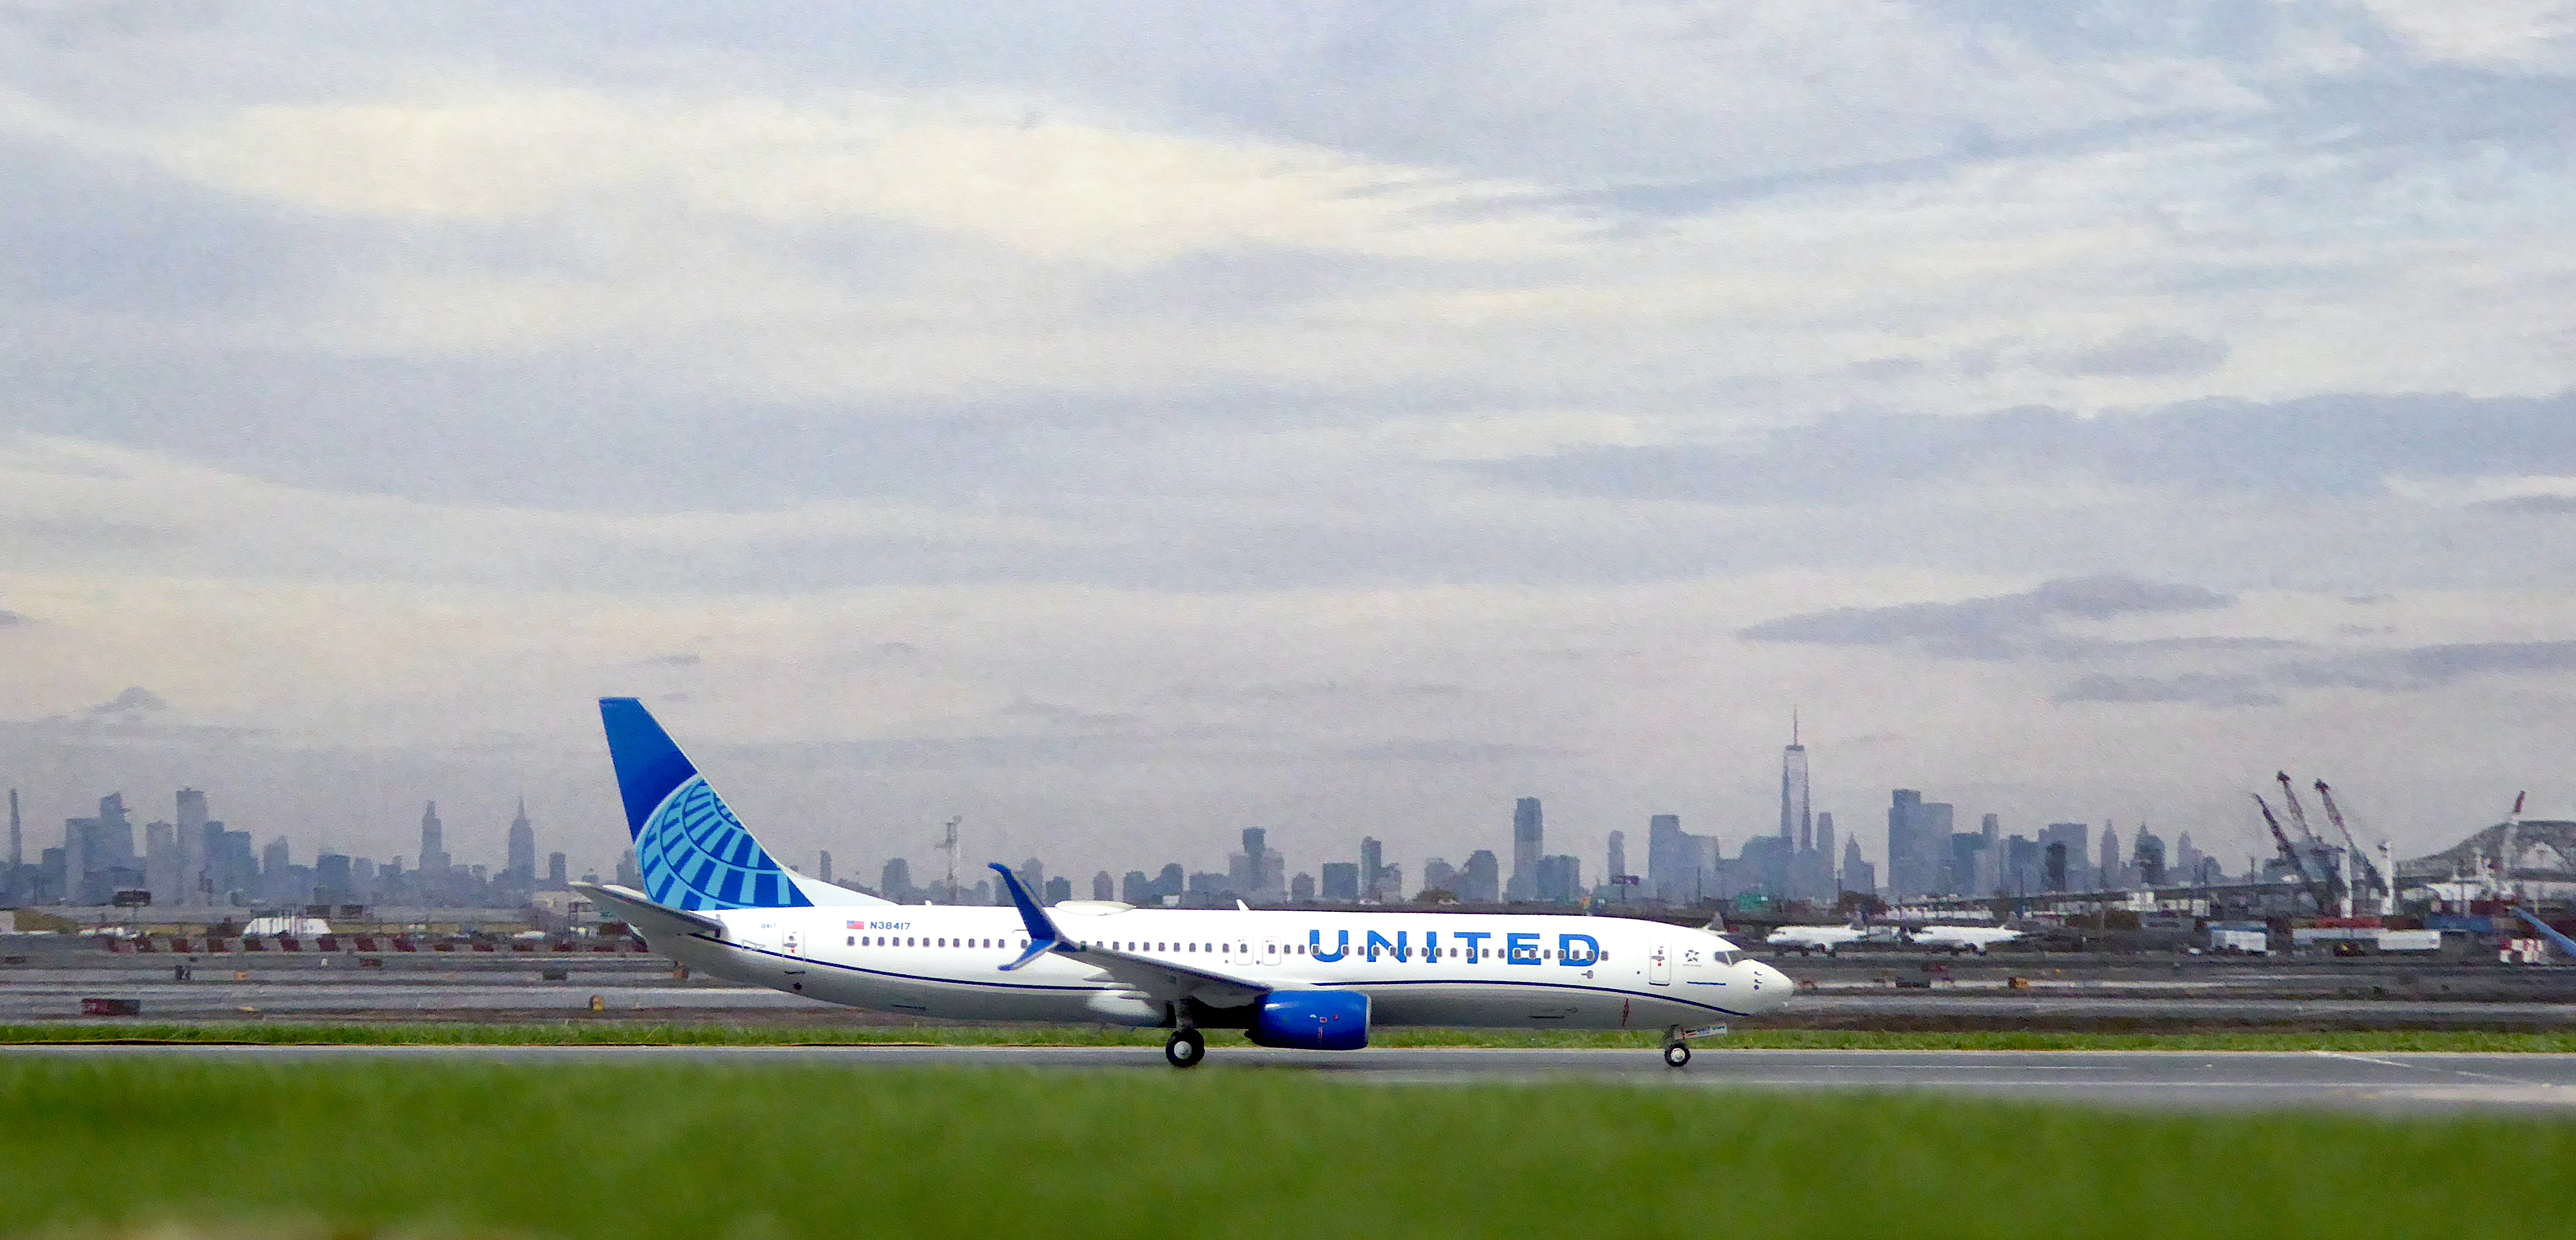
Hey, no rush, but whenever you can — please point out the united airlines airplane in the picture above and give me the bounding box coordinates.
[574,698,1791,1067]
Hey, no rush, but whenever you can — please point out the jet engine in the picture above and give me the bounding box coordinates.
[1245,990,1369,1050]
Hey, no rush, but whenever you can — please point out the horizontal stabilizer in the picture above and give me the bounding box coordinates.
[575,881,725,940]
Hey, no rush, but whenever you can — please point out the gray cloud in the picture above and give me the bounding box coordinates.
[2050,641,2576,710]
[2061,331,2230,378]
[1740,575,2234,660]
[2276,641,2576,692]
[2055,672,2282,708]
[2478,495,2576,515]
[1487,390,2576,507]
[84,685,168,717]
[1337,739,1579,764]
[0,608,24,627]
[1483,387,2576,503]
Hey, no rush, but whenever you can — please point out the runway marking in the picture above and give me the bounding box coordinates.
[2313,1049,2571,1088]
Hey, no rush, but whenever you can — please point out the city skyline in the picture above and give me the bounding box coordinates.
[3,9,2575,890]
[4,714,2452,912]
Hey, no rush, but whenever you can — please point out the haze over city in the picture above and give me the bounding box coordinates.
[5,3,2575,885]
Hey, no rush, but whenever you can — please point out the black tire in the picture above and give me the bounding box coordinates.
[1662,1042,1691,1068]
[1164,1029,1206,1068]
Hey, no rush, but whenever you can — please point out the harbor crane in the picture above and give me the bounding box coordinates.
[2276,773,2351,914]
[2311,780,2389,911]
[2253,792,2334,915]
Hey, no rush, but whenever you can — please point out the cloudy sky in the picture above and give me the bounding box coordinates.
[3,2,2574,886]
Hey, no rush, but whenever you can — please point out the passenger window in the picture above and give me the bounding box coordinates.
[845,936,853,946]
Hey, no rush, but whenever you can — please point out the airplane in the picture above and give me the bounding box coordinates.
[1905,924,2024,955]
[1765,922,1879,956]
[571,697,1794,1067]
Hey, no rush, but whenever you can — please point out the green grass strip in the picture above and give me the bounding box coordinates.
[6,1022,2576,1052]
[2,1059,2572,1239]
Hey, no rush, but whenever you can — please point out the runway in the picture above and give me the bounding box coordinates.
[9,1044,2575,1113]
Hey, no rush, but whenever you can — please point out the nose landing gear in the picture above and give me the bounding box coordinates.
[1164,1027,1205,1068]
[1662,1023,1727,1068]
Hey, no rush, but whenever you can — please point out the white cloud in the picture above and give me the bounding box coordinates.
[150,87,1590,266]
[2350,0,2576,68]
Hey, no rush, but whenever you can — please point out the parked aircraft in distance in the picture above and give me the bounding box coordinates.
[1907,924,2024,955]
[573,698,1794,1067]
[1765,922,1881,956]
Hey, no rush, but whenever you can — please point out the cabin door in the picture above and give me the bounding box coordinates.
[1647,942,1672,986]
[1258,938,1282,966]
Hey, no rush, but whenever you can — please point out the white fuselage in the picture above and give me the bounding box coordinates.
[647,903,1793,1030]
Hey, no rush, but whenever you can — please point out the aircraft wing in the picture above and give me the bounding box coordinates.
[989,864,1275,1008]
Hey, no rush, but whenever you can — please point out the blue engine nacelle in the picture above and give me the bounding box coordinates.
[1246,990,1370,1050]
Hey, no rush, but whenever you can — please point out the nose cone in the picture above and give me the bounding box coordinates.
[1754,961,1794,1008]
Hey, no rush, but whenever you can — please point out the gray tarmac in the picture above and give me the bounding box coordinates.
[8,1043,2576,1113]
[12,969,2576,1029]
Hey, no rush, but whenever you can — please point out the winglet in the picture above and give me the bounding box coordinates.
[991,863,1063,971]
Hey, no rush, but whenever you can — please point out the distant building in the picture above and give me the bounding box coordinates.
[1461,849,1501,904]
[881,857,915,903]
[2132,827,2166,887]
[1506,798,1543,902]
[2037,823,2091,891]
[547,851,568,889]
[1648,814,1718,904]
[1421,856,1458,896]
[1533,853,1582,903]
[1605,831,1627,884]
[1043,875,1072,903]
[418,802,450,881]
[1885,790,1954,899]
[1320,862,1360,901]
[1840,835,1875,897]
[1120,870,1151,904]
[816,850,834,886]
[506,799,537,886]
[1093,871,1115,901]
[1290,871,1315,901]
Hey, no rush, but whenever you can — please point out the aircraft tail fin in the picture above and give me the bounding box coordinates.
[597,697,886,910]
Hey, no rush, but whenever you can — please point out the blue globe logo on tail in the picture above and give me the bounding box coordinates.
[600,697,812,911]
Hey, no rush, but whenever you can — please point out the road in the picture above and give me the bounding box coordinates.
[7,1044,2574,1112]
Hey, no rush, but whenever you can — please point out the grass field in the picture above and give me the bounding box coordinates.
[2,1057,2571,1239]
[8,1021,2576,1052]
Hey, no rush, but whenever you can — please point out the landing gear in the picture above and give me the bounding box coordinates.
[1662,1023,1724,1068]
[1164,1027,1206,1068]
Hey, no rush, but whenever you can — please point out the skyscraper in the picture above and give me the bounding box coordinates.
[547,851,569,888]
[4,789,19,905]
[1360,836,1387,900]
[1780,719,1809,844]
[1886,790,1922,897]
[506,799,537,885]
[1506,798,1543,902]
[418,802,450,877]
[1605,830,1627,883]
[175,788,207,903]
[1841,834,1874,897]
[1461,849,1501,904]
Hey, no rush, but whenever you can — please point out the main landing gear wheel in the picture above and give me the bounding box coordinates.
[1164,1028,1206,1068]
[1662,1042,1692,1068]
